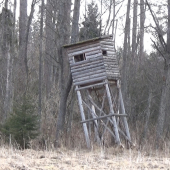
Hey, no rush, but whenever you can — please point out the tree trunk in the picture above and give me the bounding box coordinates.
[132,0,138,62]
[122,0,131,104]
[112,0,116,46]
[140,89,152,146]
[24,0,37,81]
[44,0,57,98]
[19,0,28,82]
[3,0,15,121]
[55,0,80,146]
[19,0,36,91]
[71,0,81,44]
[4,45,11,121]
[155,0,170,148]
[139,0,145,64]
[156,64,170,148]
[104,0,112,34]
[39,0,44,128]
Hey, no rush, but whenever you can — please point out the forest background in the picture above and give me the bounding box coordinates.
[0,0,169,150]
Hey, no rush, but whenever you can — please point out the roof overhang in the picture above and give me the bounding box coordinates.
[63,35,113,48]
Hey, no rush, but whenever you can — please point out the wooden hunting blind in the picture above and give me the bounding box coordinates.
[64,35,132,148]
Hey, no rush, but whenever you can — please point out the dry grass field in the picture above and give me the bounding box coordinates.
[0,146,170,170]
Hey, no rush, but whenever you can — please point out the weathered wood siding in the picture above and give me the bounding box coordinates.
[67,41,107,86]
[100,39,120,79]
[65,36,120,86]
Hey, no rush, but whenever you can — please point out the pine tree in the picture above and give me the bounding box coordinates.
[79,1,100,41]
[1,95,39,149]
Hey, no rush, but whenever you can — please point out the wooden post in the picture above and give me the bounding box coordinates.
[118,81,131,142]
[76,86,91,148]
[91,105,101,144]
[105,82,121,145]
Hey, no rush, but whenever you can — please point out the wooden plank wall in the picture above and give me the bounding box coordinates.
[67,41,107,86]
[100,38,120,79]
[66,37,120,86]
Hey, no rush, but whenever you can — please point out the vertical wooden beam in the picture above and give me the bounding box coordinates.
[91,105,101,144]
[76,86,91,148]
[105,82,121,145]
[118,83,131,141]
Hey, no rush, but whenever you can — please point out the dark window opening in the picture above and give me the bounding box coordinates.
[74,53,86,62]
[102,50,107,56]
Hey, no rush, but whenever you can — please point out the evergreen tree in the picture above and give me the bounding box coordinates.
[79,1,100,41]
[1,95,39,149]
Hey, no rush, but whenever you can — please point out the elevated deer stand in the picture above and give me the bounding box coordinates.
[64,35,132,148]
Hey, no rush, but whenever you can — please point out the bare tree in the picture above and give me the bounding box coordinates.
[122,0,131,103]
[44,0,57,98]
[19,0,28,82]
[139,0,145,64]
[71,0,81,44]
[39,0,44,127]
[55,0,80,146]
[146,0,170,148]
[3,0,15,121]
[155,0,170,148]
[132,0,138,61]
[19,0,37,90]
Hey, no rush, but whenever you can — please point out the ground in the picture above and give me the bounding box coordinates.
[0,146,170,170]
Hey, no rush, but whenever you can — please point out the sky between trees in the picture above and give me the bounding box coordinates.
[0,0,166,53]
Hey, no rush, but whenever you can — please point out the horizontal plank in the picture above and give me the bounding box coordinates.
[100,39,114,44]
[80,114,128,124]
[104,64,118,67]
[72,69,105,79]
[104,63,119,67]
[75,82,106,91]
[86,53,103,59]
[71,63,104,73]
[67,42,100,53]
[105,67,119,70]
[103,57,118,61]
[106,72,120,76]
[71,59,103,70]
[100,45,114,49]
[85,50,101,56]
[107,76,120,80]
[73,72,107,83]
[103,55,117,59]
[107,51,116,55]
[100,41,114,46]
[72,66,105,76]
[74,76,107,86]
[103,60,118,64]
[103,58,118,62]
[70,56,103,67]
[101,48,115,52]
[68,46,101,57]
[105,68,119,72]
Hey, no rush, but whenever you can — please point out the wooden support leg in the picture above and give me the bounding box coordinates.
[118,82,131,142]
[105,83,121,145]
[91,105,101,144]
[76,87,91,148]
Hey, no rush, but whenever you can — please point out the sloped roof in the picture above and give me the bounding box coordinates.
[63,35,113,48]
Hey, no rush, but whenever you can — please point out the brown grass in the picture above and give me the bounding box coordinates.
[0,146,170,170]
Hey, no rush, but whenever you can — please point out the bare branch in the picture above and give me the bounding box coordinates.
[146,0,167,52]
[151,38,166,61]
